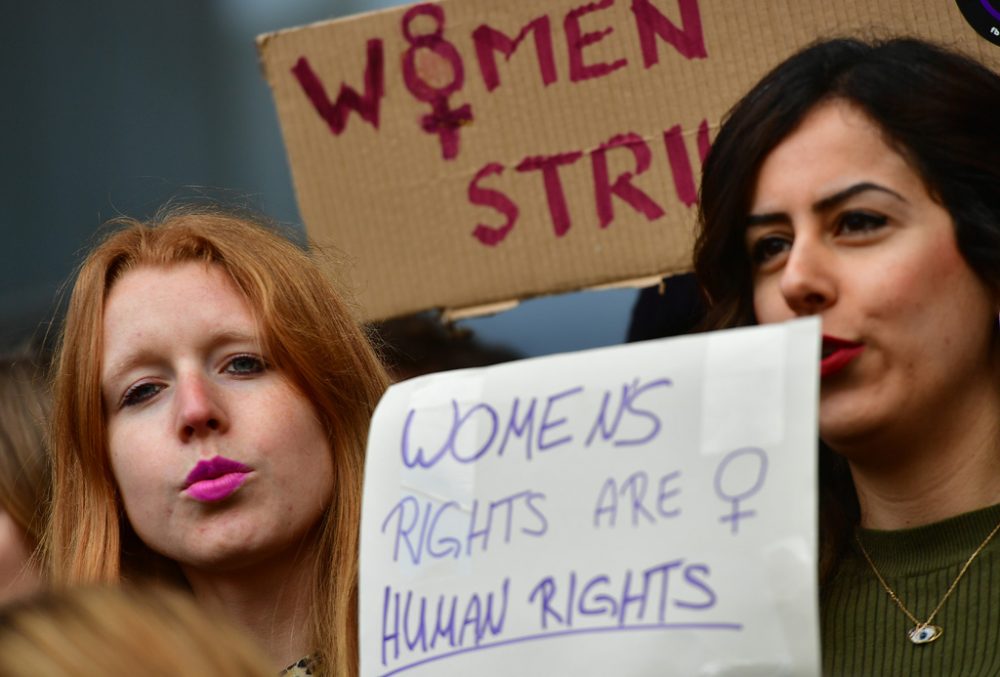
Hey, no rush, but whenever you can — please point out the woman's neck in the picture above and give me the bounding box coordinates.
[182,544,318,670]
[842,377,1000,530]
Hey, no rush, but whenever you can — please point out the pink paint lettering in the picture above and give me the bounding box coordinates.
[664,118,712,207]
[293,0,709,162]
[473,16,558,92]
[696,118,711,163]
[516,151,585,237]
[291,39,385,134]
[401,4,472,160]
[662,125,696,206]
[592,132,665,228]
[630,0,707,67]
[565,0,629,82]
[471,119,712,246]
[470,163,520,246]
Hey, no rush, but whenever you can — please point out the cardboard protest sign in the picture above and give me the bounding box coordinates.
[358,317,820,676]
[258,0,999,321]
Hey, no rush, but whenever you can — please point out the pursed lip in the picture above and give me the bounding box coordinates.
[821,334,865,378]
[184,455,252,503]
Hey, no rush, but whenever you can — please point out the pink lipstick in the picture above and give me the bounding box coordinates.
[184,456,252,503]
[821,335,865,378]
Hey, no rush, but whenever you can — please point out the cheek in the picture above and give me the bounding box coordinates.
[299,424,335,513]
[107,425,161,513]
[261,389,335,503]
[752,278,790,324]
[289,416,334,499]
[107,428,134,493]
[874,239,984,323]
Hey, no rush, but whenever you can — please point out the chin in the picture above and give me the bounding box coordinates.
[818,408,886,456]
[179,543,267,574]
[187,528,321,575]
[157,528,268,574]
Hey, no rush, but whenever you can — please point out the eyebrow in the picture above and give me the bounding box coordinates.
[101,348,161,407]
[746,182,908,228]
[102,329,259,389]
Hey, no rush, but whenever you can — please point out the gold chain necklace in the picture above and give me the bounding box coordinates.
[855,516,1000,645]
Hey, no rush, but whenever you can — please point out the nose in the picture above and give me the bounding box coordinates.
[175,372,228,441]
[778,236,837,316]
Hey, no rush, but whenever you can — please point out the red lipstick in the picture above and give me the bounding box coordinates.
[821,335,864,378]
[184,455,252,503]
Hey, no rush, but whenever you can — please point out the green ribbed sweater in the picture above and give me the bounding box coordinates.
[822,503,1000,676]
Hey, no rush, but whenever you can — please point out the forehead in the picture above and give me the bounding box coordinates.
[101,263,258,367]
[752,100,924,208]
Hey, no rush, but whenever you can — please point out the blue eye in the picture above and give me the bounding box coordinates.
[121,382,164,408]
[225,354,266,375]
[838,211,887,235]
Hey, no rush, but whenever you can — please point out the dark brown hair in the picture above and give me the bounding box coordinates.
[693,37,1000,581]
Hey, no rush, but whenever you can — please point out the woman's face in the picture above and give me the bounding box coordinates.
[101,262,334,574]
[746,100,998,453]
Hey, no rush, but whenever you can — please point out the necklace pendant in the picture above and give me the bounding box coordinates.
[908,624,943,645]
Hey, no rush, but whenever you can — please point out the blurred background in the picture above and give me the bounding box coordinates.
[2,0,664,360]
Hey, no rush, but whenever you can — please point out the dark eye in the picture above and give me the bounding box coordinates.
[838,211,887,235]
[750,234,792,266]
[121,382,164,408]
[225,354,266,376]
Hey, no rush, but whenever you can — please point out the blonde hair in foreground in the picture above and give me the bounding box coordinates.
[0,585,273,677]
[46,207,390,676]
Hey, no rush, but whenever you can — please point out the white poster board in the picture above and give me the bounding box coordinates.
[360,317,820,676]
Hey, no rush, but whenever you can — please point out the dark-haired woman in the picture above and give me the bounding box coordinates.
[694,38,1000,675]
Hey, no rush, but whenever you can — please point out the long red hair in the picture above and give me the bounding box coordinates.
[47,207,389,676]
